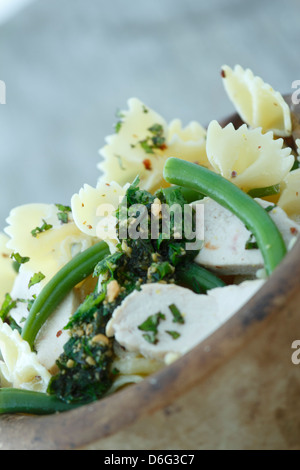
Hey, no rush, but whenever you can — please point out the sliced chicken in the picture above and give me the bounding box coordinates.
[9,268,79,373]
[106,279,264,364]
[193,197,299,275]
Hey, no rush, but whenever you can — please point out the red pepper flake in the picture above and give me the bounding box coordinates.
[143,159,152,171]
[87,225,93,230]
[1,253,9,258]
[106,183,110,187]
[296,192,299,197]
[258,146,261,149]
[56,330,62,338]
[220,69,226,78]
[290,227,298,235]
[159,143,167,151]
[82,203,85,207]
[231,170,237,178]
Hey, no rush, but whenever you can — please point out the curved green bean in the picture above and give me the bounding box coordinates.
[22,241,110,348]
[176,262,226,293]
[163,158,287,276]
[0,388,86,415]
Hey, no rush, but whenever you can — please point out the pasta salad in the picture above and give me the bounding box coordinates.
[0,64,299,415]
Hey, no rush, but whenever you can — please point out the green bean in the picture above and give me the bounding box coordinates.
[22,241,110,348]
[163,158,287,275]
[176,262,226,293]
[0,388,86,415]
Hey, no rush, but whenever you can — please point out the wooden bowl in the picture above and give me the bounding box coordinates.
[1,114,300,450]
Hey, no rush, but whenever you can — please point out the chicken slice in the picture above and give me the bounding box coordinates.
[193,197,299,275]
[106,280,264,364]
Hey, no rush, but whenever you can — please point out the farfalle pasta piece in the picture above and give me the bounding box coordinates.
[278,168,300,223]
[0,318,51,392]
[206,120,294,191]
[4,203,93,286]
[165,119,209,167]
[221,64,292,137]
[71,180,129,251]
[0,233,17,304]
[98,98,209,193]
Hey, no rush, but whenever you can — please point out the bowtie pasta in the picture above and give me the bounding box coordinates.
[206,120,294,191]
[98,97,209,193]
[221,64,292,137]
[0,319,51,392]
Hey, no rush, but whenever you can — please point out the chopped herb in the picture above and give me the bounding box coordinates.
[138,312,166,344]
[140,139,155,154]
[114,154,126,170]
[115,121,122,133]
[26,295,37,312]
[11,252,30,267]
[55,203,71,213]
[149,261,175,281]
[265,205,275,213]
[169,303,184,324]
[139,123,166,154]
[114,109,125,133]
[247,184,280,198]
[142,105,149,113]
[0,293,17,321]
[31,219,53,237]
[245,233,258,250]
[166,330,181,340]
[56,204,71,224]
[28,272,46,289]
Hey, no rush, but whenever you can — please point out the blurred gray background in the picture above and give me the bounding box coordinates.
[0,0,300,230]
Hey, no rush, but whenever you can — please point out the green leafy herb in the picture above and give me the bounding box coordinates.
[166,330,181,340]
[264,205,275,213]
[169,303,184,324]
[28,272,45,289]
[11,252,30,265]
[0,293,17,321]
[138,312,166,344]
[114,109,125,133]
[139,123,166,154]
[245,233,258,250]
[247,184,280,199]
[55,204,71,224]
[31,219,53,237]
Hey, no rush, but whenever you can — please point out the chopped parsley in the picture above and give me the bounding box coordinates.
[28,272,45,289]
[138,312,166,344]
[169,303,185,324]
[114,109,125,134]
[56,204,71,224]
[11,252,30,272]
[245,233,258,250]
[166,330,181,340]
[31,219,53,237]
[0,293,17,321]
[139,123,166,154]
